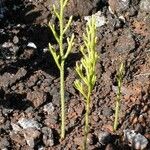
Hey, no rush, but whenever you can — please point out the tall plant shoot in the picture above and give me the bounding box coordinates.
[74,16,98,150]
[113,62,124,132]
[48,0,74,139]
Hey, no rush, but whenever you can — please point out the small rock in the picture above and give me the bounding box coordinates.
[102,107,114,117]
[2,42,13,48]
[44,115,58,127]
[43,48,48,53]
[108,0,130,15]
[43,102,55,114]
[27,90,47,108]
[0,137,10,149]
[11,123,22,132]
[23,128,41,148]
[0,120,11,132]
[115,30,135,53]
[13,36,19,44]
[0,68,27,89]
[124,129,148,150]
[27,42,37,49]
[140,0,150,13]
[18,118,41,130]
[0,112,5,124]
[42,127,54,147]
[84,11,107,27]
[10,132,26,145]
[98,131,112,145]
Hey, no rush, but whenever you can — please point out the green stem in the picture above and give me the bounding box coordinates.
[113,84,121,132]
[60,0,64,57]
[60,60,65,139]
[59,0,65,139]
[83,87,91,150]
[113,96,120,131]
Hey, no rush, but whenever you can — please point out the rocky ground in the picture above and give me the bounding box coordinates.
[0,0,150,149]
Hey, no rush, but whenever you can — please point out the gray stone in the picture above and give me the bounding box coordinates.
[18,118,42,130]
[124,129,148,149]
[2,42,13,48]
[11,123,22,132]
[108,0,130,14]
[140,0,150,13]
[27,90,47,108]
[102,107,114,117]
[13,36,19,44]
[84,11,107,27]
[43,102,55,114]
[0,137,10,149]
[115,30,135,52]
[23,128,41,148]
[0,111,5,124]
[98,131,112,145]
[27,42,37,49]
[42,127,54,147]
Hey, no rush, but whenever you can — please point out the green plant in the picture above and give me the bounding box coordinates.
[74,16,98,150]
[48,0,74,139]
[113,62,124,132]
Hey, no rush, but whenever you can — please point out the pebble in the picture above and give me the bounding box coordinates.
[84,11,107,27]
[108,0,130,15]
[27,42,37,49]
[140,0,150,13]
[2,42,14,48]
[27,90,47,108]
[0,137,10,149]
[10,131,26,145]
[23,128,41,148]
[115,30,135,53]
[43,102,55,114]
[11,122,22,132]
[0,112,5,124]
[98,131,112,145]
[102,107,114,117]
[42,127,54,147]
[18,118,42,130]
[13,36,19,44]
[124,129,148,150]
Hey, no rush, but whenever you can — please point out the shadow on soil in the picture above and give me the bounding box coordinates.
[0,0,82,110]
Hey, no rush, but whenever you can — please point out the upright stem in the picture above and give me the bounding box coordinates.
[60,61,65,139]
[83,87,91,150]
[113,85,121,131]
[59,0,64,57]
[59,0,65,139]
[113,96,120,131]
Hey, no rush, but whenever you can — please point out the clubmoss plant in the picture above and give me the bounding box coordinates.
[113,62,124,132]
[48,0,74,139]
[74,16,98,150]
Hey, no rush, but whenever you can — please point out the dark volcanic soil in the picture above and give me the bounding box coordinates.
[0,0,150,150]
